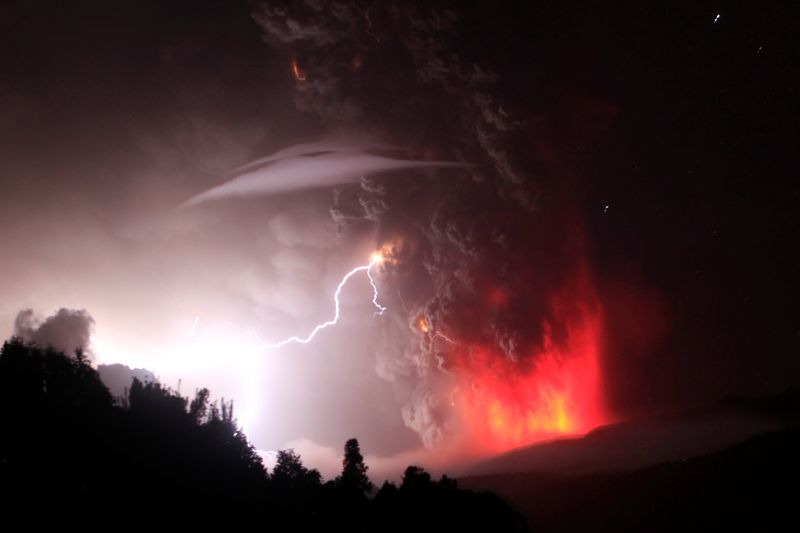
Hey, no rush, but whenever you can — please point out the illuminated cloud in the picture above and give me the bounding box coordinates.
[182,141,467,207]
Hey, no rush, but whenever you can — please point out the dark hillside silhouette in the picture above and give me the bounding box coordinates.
[373,465,529,533]
[0,338,267,524]
[0,338,528,531]
[463,426,800,532]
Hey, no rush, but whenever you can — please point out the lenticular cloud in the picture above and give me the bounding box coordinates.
[182,139,466,207]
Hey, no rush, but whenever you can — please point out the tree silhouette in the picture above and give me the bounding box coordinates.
[401,464,433,491]
[372,465,529,532]
[0,337,529,531]
[272,448,322,490]
[189,387,210,423]
[338,437,373,495]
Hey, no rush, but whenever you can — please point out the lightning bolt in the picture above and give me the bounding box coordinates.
[261,253,386,349]
[367,260,387,316]
[94,253,388,439]
[180,253,386,350]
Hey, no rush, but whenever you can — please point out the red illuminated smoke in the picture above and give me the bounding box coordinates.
[444,267,607,452]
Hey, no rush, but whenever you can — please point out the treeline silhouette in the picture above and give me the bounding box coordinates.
[0,339,528,531]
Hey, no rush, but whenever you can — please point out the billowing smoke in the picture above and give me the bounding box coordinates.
[13,308,95,357]
[252,1,608,452]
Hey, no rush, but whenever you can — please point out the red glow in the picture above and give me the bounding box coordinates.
[450,269,607,453]
[291,56,307,81]
[487,286,509,308]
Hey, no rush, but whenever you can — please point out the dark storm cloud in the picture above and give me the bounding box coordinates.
[252,1,349,46]
[253,1,585,446]
[13,308,95,357]
[252,1,535,204]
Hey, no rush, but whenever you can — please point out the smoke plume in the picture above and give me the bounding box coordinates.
[252,1,608,451]
[13,308,95,358]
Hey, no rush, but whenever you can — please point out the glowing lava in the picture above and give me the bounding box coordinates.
[449,270,607,453]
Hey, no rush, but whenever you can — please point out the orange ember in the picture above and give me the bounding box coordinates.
[418,318,430,333]
[372,242,402,266]
[450,271,607,452]
[291,57,307,81]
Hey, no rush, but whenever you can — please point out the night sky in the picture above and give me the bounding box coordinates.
[1,1,798,476]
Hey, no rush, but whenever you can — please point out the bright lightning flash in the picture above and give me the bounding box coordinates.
[92,252,389,439]
[261,252,386,349]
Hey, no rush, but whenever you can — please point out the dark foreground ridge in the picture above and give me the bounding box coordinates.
[0,339,527,531]
[463,426,800,532]
[469,388,800,477]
